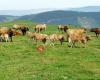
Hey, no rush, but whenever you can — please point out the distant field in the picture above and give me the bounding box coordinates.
[0,21,100,80]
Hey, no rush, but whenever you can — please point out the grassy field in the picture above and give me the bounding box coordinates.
[0,21,100,80]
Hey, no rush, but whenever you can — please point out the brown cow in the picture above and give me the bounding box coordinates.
[27,32,47,44]
[13,24,29,35]
[20,26,29,35]
[90,28,100,37]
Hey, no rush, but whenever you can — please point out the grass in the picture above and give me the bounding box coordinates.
[0,21,100,80]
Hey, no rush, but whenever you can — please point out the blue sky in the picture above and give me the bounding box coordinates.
[0,0,100,10]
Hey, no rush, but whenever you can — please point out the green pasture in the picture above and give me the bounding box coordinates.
[0,21,100,80]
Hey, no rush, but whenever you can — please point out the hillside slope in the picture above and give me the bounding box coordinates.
[17,10,100,25]
[0,15,18,22]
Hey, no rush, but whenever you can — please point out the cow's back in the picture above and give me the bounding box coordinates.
[0,27,10,34]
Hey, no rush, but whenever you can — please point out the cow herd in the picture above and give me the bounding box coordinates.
[0,23,100,48]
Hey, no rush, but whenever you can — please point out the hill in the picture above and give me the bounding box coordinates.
[0,10,100,26]
[17,10,100,26]
[0,15,18,22]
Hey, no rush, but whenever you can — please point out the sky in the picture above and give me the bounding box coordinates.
[0,0,100,10]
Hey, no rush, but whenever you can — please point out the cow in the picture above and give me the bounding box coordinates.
[90,28,100,37]
[58,25,68,32]
[20,26,29,35]
[66,28,86,40]
[34,24,47,32]
[13,24,21,30]
[27,32,47,44]
[68,33,91,48]
[66,28,89,48]
[0,34,9,42]
[27,32,36,40]
[46,34,65,46]
[0,27,14,42]
[13,24,29,35]
[67,28,86,35]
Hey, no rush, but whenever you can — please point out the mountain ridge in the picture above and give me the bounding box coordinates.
[17,10,100,26]
[0,6,100,16]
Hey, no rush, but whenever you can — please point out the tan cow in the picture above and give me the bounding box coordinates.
[68,33,91,48]
[27,32,47,44]
[46,34,64,46]
[13,24,21,30]
[66,28,89,47]
[35,24,47,32]
[66,28,86,40]
[0,27,14,42]
[67,28,86,35]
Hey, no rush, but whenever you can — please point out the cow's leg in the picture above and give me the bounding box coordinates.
[23,32,25,35]
[37,29,39,33]
[9,36,13,42]
[21,30,25,35]
[0,36,2,42]
[38,29,39,33]
[80,40,86,48]
[51,43,54,46]
[24,31,26,35]
[42,38,46,44]
[45,28,46,32]
[96,33,99,38]
[50,41,54,46]
[72,41,75,48]
[6,36,9,42]
[9,32,13,42]
[60,40,63,45]
[83,43,86,48]
[68,37,72,47]
[97,33,99,37]
[70,42,73,48]
[59,38,64,45]
[22,31,24,35]
[36,39,37,44]
[34,28,36,32]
